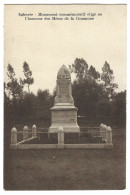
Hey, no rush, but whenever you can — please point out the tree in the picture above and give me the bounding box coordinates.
[6,64,23,100]
[88,65,100,81]
[112,90,126,127]
[6,64,15,80]
[69,58,111,123]
[23,61,34,93]
[101,61,118,99]
[69,58,88,80]
[20,92,37,122]
[5,64,24,124]
[72,78,108,118]
[36,89,52,119]
[69,58,101,83]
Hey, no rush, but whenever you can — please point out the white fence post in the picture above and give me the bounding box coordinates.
[11,127,17,144]
[23,126,28,140]
[102,124,107,140]
[106,126,113,148]
[32,125,37,138]
[100,123,104,137]
[10,127,17,149]
[57,127,64,149]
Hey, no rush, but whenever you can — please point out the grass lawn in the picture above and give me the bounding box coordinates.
[4,135,125,190]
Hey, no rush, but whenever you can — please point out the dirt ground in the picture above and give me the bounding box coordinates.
[4,135,125,190]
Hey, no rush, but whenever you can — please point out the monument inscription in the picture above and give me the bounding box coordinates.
[52,110,76,123]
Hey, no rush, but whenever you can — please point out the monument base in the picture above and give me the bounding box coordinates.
[49,124,80,133]
[49,104,80,133]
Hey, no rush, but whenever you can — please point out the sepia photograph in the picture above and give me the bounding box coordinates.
[4,4,126,190]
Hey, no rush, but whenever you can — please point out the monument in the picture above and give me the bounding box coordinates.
[49,65,80,133]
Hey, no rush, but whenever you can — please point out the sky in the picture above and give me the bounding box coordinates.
[4,4,126,94]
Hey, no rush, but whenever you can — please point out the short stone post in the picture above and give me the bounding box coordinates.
[106,126,113,149]
[10,127,17,149]
[23,126,28,140]
[57,127,64,149]
[102,124,107,140]
[32,125,37,138]
[100,123,104,137]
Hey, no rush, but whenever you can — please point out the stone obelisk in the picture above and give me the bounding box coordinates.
[49,65,80,133]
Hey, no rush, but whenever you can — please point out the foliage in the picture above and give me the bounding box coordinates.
[101,61,118,99]
[4,60,126,128]
[23,61,34,93]
[5,64,23,100]
[6,64,15,79]
[72,77,109,119]
[88,65,100,81]
[69,58,89,80]
[111,90,126,127]
[69,58,125,127]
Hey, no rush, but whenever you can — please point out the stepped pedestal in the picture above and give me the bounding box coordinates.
[49,65,80,133]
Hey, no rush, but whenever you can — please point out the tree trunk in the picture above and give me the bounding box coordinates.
[28,84,30,93]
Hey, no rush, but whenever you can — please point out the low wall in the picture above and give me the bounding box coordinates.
[10,125,113,149]
[10,143,113,149]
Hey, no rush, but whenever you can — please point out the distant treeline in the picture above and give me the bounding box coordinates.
[4,58,126,128]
